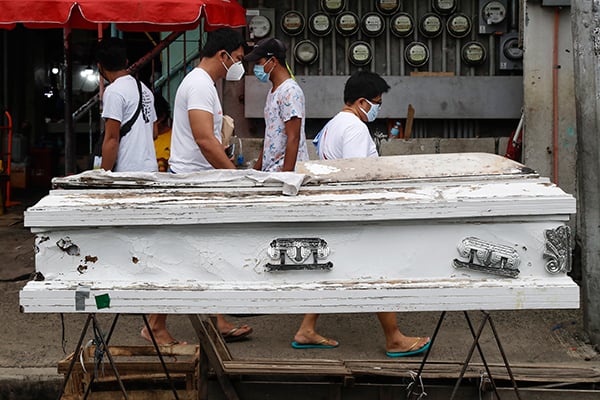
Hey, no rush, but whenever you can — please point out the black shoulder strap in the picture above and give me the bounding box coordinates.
[119,78,143,138]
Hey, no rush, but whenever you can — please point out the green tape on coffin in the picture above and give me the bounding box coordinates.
[94,293,111,309]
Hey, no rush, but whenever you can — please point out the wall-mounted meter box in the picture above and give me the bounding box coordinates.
[478,0,508,34]
[499,32,523,70]
[246,9,275,41]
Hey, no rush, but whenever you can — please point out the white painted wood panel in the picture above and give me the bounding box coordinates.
[20,154,579,314]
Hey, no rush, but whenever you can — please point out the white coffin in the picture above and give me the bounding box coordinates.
[20,153,579,314]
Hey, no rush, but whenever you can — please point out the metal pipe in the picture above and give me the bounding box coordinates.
[371,38,376,73]
[552,7,560,184]
[428,38,433,72]
[488,35,495,76]
[385,16,391,75]
[319,37,324,75]
[400,38,405,76]
[456,39,461,76]
[345,37,350,75]
[63,27,75,175]
[442,20,447,72]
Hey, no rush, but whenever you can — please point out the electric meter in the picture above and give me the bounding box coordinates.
[447,13,472,38]
[361,12,385,37]
[294,40,319,65]
[499,32,523,70]
[248,15,271,39]
[503,37,523,60]
[348,41,372,66]
[419,13,443,38]
[405,42,430,67]
[461,41,486,66]
[309,12,332,36]
[281,11,305,36]
[432,0,457,15]
[322,0,345,14]
[335,12,360,36]
[375,0,400,15]
[482,1,507,25]
[390,13,414,38]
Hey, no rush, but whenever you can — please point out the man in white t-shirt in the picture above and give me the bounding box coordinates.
[295,71,431,358]
[169,29,246,173]
[244,38,309,172]
[96,37,157,172]
[164,28,253,344]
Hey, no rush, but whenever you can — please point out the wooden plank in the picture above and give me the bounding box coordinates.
[21,283,580,314]
[82,344,198,357]
[219,358,600,384]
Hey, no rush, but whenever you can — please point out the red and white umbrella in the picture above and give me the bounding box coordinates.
[0,0,246,31]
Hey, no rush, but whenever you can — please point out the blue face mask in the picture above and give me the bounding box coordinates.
[359,99,381,122]
[253,58,274,83]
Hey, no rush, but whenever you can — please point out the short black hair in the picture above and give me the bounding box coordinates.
[343,71,391,105]
[201,28,245,58]
[95,37,128,72]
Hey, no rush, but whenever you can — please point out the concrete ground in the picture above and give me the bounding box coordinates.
[1,190,599,399]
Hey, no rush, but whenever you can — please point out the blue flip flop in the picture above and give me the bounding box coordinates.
[386,339,431,358]
[291,339,339,349]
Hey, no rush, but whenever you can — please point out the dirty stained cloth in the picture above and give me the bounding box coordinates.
[52,169,309,196]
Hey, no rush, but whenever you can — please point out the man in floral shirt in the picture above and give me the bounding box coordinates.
[245,38,309,172]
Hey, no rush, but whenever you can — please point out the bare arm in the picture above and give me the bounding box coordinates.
[253,148,264,170]
[189,109,236,169]
[100,118,120,171]
[281,116,301,172]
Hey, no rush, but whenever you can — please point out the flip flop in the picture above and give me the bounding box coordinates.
[291,338,339,349]
[221,326,253,342]
[386,338,431,358]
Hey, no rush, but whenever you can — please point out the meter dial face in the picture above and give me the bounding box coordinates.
[348,41,372,66]
[294,40,319,65]
[462,42,487,65]
[419,13,443,38]
[390,13,414,38]
[447,13,472,38]
[432,0,457,15]
[375,0,400,15]
[405,42,430,67]
[503,37,523,60]
[482,1,507,25]
[335,12,359,36]
[309,12,332,36]
[321,0,345,14]
[281,11,305,36]
[361,12,385,37]
[248,15,271,39]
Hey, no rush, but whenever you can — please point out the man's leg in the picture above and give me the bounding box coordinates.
[377,312,429,353]
[292,313,338,347]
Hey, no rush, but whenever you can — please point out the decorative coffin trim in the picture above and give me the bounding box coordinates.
[454,237,521,278]
[544,225,572,274]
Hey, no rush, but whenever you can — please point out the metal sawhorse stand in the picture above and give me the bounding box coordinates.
[407,310,523,400]
[56,313,240,400]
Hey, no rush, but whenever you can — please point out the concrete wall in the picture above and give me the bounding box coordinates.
[234,137,509,168]
[523,2,577,198]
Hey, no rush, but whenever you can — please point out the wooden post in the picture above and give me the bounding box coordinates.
[571,0,600,346]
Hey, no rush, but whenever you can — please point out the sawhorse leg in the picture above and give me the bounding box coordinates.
[56,314,181,400]
[408,311,522,400]
[188,314,240,400]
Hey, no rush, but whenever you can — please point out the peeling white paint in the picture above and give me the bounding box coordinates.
[20,153,579,314]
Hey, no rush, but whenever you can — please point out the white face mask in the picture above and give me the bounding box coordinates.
[222,52,245,81]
